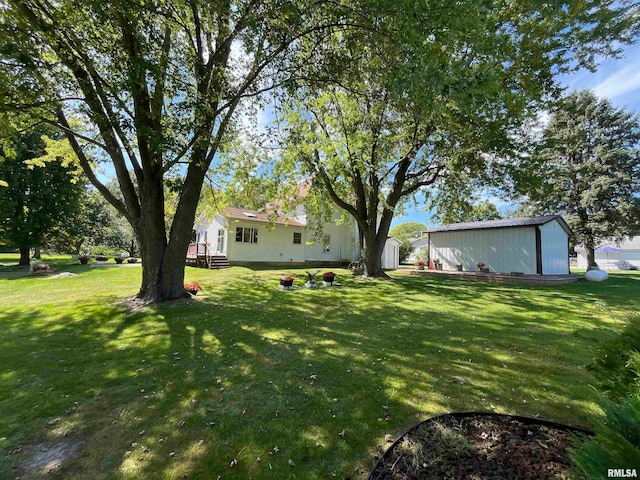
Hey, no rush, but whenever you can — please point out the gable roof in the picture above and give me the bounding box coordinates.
[426,215,572,235]
[223,207,305,227]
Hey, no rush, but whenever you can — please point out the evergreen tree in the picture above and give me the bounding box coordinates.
[516,91,640,269]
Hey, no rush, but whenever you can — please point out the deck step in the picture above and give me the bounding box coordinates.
[208,256,230,270]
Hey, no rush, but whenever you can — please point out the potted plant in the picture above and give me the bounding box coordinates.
[79,255,90,265]
[434,259,442,270]
[322,271,336,285]
[280,275,294,289]
[414,259,427,270]
[114,256,124,264]
[95,255,109,263]
[127,257,137,264]
[476,261,489,273]
[184,282,202,295]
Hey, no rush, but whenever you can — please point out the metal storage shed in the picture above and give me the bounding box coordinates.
[426,216,571,275]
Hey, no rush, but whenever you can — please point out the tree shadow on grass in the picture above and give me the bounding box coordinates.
[2,271,636,479]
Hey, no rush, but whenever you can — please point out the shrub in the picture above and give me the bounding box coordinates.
[571,318,640,478]
[415,246,429,262]
[587,319,640,401]
[399,240,414,263]
[571,394,640,479]
[89,245,118,257]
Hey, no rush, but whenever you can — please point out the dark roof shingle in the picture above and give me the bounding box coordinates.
[426,215,571,235]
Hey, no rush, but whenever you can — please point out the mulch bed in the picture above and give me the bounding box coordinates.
[369,413,590,480]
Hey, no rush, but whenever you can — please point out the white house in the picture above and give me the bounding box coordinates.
[407,235,429,264]
[576,236,640,270]
[192,206,359,265]
[426,215,571,275]
[191,205,403,269]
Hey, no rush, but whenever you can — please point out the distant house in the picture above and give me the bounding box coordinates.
[190,205,401,269]
[576,236,640,270]
[406,235,429,264]
[426,215,571,275]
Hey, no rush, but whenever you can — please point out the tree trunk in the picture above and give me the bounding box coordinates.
[19,246,30,266]
[33,246,41,259]
[73,240,83,255]
[361,218,391,278]
[133,164,206,303]
[586,245,598,271]
[134,175,182,302]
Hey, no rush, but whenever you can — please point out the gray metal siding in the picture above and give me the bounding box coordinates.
[539,220,570,274]
[429,228,537,274]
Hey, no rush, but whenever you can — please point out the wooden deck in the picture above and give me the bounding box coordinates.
[186,243,230,269]
[409,269,580,286]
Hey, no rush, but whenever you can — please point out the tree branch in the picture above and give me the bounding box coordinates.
[56,106,130,219]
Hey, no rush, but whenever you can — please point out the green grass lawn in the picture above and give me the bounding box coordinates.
[1,253,638,479]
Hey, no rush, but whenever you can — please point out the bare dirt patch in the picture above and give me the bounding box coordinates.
[20,439,83,479]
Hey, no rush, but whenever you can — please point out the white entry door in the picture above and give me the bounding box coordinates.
[216,229,226,254]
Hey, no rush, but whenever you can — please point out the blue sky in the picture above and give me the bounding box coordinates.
[391,42,640,228]
[93,41,640,226]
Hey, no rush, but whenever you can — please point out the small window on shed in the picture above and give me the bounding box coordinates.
[293,232,302,244]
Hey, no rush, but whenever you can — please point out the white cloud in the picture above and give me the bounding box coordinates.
[593,59,640,100]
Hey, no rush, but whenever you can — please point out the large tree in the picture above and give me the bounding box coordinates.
[2,1,637,291]
[273,1,638,277]
[0,126,83,265]
[511,91,640,269]
[0,0,389,301]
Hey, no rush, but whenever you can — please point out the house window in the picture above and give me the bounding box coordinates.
[293,232,302,244]
[323,234,331,253]
[236,227,258,244]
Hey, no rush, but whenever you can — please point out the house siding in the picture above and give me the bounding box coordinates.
[430,228,537,274]
[576,236,640,269]
[225,221,306,263]
[303,218,356,262]
[192,207,362,264]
